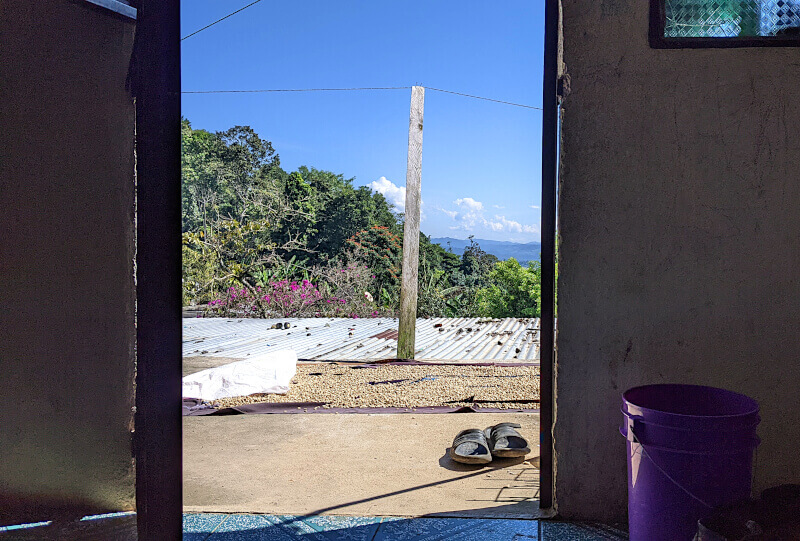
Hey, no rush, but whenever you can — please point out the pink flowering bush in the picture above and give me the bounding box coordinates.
[208,279,325,317]
[206,263,396,319]
[268,279,325,316]
[312,263,394,318]
[205,256,399,319]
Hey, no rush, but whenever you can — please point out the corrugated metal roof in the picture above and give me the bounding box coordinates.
[85,0,137,19]
[183,317,540,363]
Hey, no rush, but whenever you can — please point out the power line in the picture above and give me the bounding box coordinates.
[426,87,542,110]
[180,5,543,110]
[181,86,542,110]
[182,0,264,41]
[182,86,412,94]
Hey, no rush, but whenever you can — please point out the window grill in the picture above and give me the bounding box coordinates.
[651,0,800,47]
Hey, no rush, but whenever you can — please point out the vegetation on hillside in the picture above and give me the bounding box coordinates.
[181,119,543,318]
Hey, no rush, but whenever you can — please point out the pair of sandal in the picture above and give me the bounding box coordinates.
[449,423,531,465]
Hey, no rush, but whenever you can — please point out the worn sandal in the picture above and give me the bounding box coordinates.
[449,428,493,464]
[484,423,531,458]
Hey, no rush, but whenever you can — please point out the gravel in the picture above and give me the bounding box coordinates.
[213,362,540,410]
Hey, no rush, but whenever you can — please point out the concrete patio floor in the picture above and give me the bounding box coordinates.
[183,413,540,519]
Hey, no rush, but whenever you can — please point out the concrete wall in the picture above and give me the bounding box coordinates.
[556,0,800,521]
[0,1,136,520]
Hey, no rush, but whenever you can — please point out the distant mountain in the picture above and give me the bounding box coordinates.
[431,237,542,265]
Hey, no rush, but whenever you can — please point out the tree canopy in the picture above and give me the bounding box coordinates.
[181,118,543,318]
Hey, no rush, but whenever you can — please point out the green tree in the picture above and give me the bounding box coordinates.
[273,171,317,260]
[416,234,463,317]
[183,118,502,319]
[215,125,281,223]
[345,226,402,300]
[476,258,542,318]
[183,219,279,316]
[431,237,498,316]
[459,236,499,288]
[181,121,301,306]
[181,118,225,234]
[312,184,398,261]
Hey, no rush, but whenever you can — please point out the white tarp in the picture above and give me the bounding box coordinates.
[182,350,297,401]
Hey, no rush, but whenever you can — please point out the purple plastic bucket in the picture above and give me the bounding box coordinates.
[620,384,760,541]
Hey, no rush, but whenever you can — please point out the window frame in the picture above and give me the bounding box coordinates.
[650,0,800,48]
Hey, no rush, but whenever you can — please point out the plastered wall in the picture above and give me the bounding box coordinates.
[0,1,136,520]
[556,0,800,521]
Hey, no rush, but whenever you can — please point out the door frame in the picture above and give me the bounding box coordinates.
[132,1,183,539]
[131,0,559,536]
[538,0,559,513]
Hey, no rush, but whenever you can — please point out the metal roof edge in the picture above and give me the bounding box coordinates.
[84,0,137,20]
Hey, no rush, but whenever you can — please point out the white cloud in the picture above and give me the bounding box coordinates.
[492,204,505,209]
[449,197,485,229]
[369,177,406,212]
[487,220,504,232]
[486,215,539,234]
[454,197,483,211]
[438,196,540,239]
[530,205,540,209]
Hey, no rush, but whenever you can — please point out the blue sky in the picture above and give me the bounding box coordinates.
[181,1,544,242]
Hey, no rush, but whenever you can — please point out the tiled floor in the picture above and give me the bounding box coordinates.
[0,512,138,540]
[183,513,628,540]
[0,513,627,540]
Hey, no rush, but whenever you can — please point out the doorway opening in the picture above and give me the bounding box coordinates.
[176,0,551,524]
[156,0,556,532]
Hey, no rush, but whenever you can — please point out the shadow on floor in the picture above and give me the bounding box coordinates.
[0,512,628,540]
[437,448,531,472]
[282,457,539,519]
[183,513,628,541]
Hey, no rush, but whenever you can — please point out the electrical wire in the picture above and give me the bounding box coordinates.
[181,86,542,110]
[180,5,542,111]
[426,87,542,110]
[182,86,411,93]
[182,0,265,41]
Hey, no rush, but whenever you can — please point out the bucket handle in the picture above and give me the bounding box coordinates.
[627,417,714,510]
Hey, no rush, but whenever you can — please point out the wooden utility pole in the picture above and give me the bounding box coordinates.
[397,86,424,359]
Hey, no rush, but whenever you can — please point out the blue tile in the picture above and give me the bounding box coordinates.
[182,514,627,541]
[184,513,229,533]
[205,514,281,540]
[373,517,538,541]
[0,521,52,533]
[274,515,382,540]
[539,521,627,541]
[184,513,229,540]
[80,511,136,522]
[191,514,382,540]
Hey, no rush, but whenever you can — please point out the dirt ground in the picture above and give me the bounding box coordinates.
[213,362,540,410]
